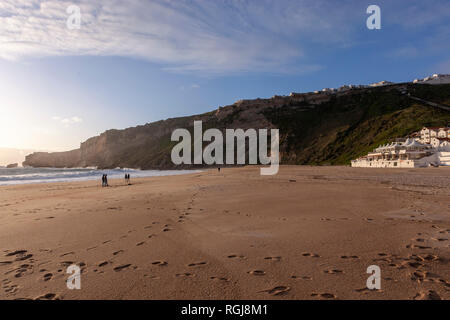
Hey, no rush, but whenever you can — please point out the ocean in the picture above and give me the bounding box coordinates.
[0,167,200,186]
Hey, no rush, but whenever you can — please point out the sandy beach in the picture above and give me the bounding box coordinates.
[0,166,449,300]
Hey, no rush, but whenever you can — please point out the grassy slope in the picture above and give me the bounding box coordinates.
[264,85,450,165]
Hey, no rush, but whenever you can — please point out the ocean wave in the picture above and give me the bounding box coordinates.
[0,167,200,186]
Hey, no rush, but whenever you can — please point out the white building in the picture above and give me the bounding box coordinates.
[369,80,394,87]
[438,128,450,138]
[351,137,450,168]
[420,127,442,143]
[430,137,450,150]
[413,74,450,85]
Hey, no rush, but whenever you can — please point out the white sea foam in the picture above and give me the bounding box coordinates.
[0,167,200,186]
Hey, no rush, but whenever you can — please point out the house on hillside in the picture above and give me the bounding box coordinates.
[352,127,450,168]
[438,128,450,138]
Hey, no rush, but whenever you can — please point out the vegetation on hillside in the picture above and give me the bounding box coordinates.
[264,85,450,165]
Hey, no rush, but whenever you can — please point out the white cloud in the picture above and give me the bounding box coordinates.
[52,115,83,126]
[0,0,361,74]
[2,1,448,74]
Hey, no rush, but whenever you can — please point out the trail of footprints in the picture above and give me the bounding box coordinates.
[371,225,450,299]
[2,196,448,300]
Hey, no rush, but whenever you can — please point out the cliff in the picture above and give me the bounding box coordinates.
[23,83,450,169]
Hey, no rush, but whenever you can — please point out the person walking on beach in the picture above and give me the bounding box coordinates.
[104,174,109,187]
[101,174,105,187]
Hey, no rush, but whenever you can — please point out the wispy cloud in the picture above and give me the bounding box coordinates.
[52,115,83,126]
[0,0,362,74]
[1,1,448,74]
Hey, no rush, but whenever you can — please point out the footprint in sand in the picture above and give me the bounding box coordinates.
[98,261,109,267]
[136,242,145,246]
[418,254,439,262]
[3,282,19,294]
[43,273,53,281]
[261,286,290,296]
[210,276,229,282]
[35,293,60,300]
[188,262,207,267]
[264,256,282,261]
[324,269,344,274]
[248,270,266,276]
[302,252,320,258]
[340,255,359,259]
[176,273,193,278]
[291,275,312,280]
[432,238,448,242]
[406,261,423,268]
[113,264,131,272]
[413,290,441,300]
[5,250,32,262]
[152,261,168,266]
[406,244,432,249]
[10,264,33,278]
[227,254,246,259]
[113,250,124,256]
[311,293,337,299]
[60,252,75,257]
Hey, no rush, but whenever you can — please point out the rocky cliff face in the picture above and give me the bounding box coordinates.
[23,83,450,169]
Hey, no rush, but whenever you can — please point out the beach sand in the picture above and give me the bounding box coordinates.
[0,166,449,300]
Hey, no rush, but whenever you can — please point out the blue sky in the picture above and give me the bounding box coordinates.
[0,0,449,150]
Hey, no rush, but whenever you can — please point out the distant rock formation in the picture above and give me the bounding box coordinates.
[6,163,18,168]
[0,148,38,167]
[23,83,450,169]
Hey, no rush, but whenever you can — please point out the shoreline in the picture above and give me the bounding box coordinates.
[0,168,202,187]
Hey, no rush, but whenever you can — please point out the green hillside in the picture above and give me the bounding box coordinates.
[264,84,450,165]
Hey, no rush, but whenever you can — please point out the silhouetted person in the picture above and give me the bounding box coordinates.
[127,174,131,185]
[102,174,105,187]
[105,174,109,187]
[218,167,221,172]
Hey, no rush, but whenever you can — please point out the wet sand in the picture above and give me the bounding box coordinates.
[0,166,449,300]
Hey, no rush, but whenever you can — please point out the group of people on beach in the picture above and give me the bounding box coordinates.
[101,173,131,187]
[101,174,109,187]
